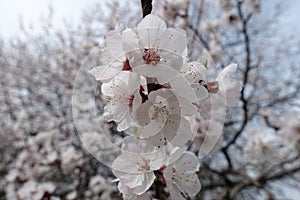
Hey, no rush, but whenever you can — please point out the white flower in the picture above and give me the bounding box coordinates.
[89,175,109,194]
[245,0,260,12]
[87,175,112,199]
[17,181,55,200]
[163,151,201,200]
[66,191,77,200]
[170,61,209,101]
[201,20,220,33]
[112,136,165,195]
[61,146,83,172]
[216,0,232,11]
[134,88,195,147]
[244,128,286,164]
[90,30,130,82]
[155,0,189,25]
[122,14,188,83]
[102,71,141,131]
[278,112,300,150]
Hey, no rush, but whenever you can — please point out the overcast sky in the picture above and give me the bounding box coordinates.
[0,0,299,39]
[0,0,101,39]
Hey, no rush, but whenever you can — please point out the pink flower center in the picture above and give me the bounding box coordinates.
[137,157,150,171]
[128,95,134,106]
[143,49,161,65]
[122,59,132,71]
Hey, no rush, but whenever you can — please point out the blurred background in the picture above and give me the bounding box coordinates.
[0,0,299,199]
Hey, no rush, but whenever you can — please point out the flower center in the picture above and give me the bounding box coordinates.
[143,49,161,65]
[149,104,171,124]
[128,95,134,106]
[122,59,132,71]
[137,157,150,171]
[112,94,134,106]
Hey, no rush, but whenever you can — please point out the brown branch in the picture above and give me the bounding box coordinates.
[223,1,252,151]
[189,24,210,50]
[141,0,152,18]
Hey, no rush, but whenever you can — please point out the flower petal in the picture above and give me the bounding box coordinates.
[141,120,165,138]
[132,172,156,195]
[137,14,167,48]
[166,180,186,200]
[174,172,201,197]
[89,65,121,82]
[122,28,140,53]
[134,101,152,126]
[174,152,200,172]
[170,117,195,146]
[157,28,187,55]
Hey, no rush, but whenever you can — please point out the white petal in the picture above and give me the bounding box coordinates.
[159,51,183,72]
[122,136,155,153]
[166,147,186,166]
[217,63,238,82]
[117,111,134,131]
[170,117,194,146]
[148,88,174,104]
[112,155,139,173]
[170,76,198,104]
[134,101,152,126]
[112,104,128,122]
[138,14,167,30]
[223,82,242,106]
[137,14,167,48]
[103,103,126,122]
[114,71,141,94]
[157,28,187,55]
[147,131,165,147]
[191,84,209,100]
[106,30,125,58]
[198,121,224,158]
[89,65,121,82]
[122,173,145,189]
[155,63,181,83]
[166,181,186,200]
[141,120,165,138]
[177,96,198,115]
[132,172,156,195]
[127,73,141,94]
[101,81,114,96]
[134,63,179,84]
[174,172,201,197]
[163,114,181,142]
[181,62,207,83]
[122,28,140,53]
[174,152,200,172]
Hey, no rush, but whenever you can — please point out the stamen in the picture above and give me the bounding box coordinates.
[143,49,161,65]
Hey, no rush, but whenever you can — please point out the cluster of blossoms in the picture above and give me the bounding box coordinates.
[244,111,300,166]
[154,0,190,28]
[90,14,241,199]
[198,0,261,62]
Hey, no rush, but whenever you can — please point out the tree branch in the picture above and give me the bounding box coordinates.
[223,1,252,151]
[141,0,152,18]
